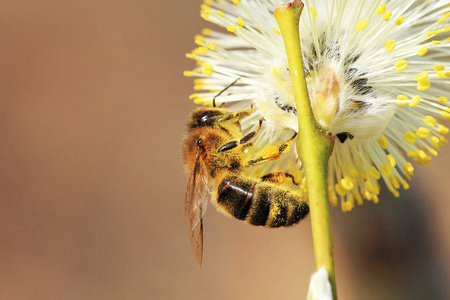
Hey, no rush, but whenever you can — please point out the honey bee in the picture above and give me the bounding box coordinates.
[182,104,309,268]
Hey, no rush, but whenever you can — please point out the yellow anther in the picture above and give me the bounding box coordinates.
[409,95,421,107]
[445,26,450,32]
[227,25,237,33]
[441,136,448,144]
[377,136,389,149]
[416,127,430,139]
[407,150,419,158]
[388,187,399,198]
[380,164,392,177]
[429,148,438,156]
[417,48,428,56]
[396,101,408,106]
[437,72,445,78]
[403,131,417,143]
[372,194,380,203]
[216,10,225,17]
[355,20,368,31]
[395,60,407,72]
[202,64,213,76]
[416,71,429,82]
[403,162,414,175]
[434,65,445,71]
[193,47,208,55]
[232,0,240,4]
[189,93,198,100]
[237,17,245,26]
[383,11,392,21]
[364,190,372,200]
[401,180,410,190]
[384,40,396,52]
[432,40,441,45]
[202,28,212,36]
[309,7,317,18]
[194,84,204,91]
[341,177,354,190]
[442,110,450,120]
[206,42,216,50]
[430,136,440,144]
[427,31,436,37]
[183,70,194,77]
[369,166,381,180]
[193,97,204,104]
[424,116,437,127]
[446,72,450,77]
[395,16,405,25]
[376,4,386,15]
[345,201,353,211]
[365,180,375,192]
[391,177,400,189]
[438,125,449,134]
[417,80,430,91]
[194,38,204,46]
[386,154,396,167]
[335,183,346,197]
[349,166,359,177]
[201,13,210,21]
[204,0,213,5]
[328,186,338,206]
[438,96,449,103]
[354,191,363,206]
[397,95,409,100]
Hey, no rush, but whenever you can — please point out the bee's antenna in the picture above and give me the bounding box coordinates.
[212,77,241,108]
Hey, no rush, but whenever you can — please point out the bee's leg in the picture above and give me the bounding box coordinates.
[214,103,255,124]
[245,132,297,167]
[261,172,299,185]
[217,117,264,153]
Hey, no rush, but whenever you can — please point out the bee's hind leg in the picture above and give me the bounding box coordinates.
[261,172,299,185]
[245,132,297,167]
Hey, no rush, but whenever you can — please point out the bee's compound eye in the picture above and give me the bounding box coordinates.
[196,139,203,147]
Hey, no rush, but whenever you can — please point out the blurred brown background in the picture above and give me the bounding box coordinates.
[0,1,448,299]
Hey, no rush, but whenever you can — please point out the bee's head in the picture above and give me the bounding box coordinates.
[188,107,227,129]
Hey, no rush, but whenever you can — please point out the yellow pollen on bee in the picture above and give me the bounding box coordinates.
[309,7,317,18]
[369,167,381,180]
[432,40,441,45]
[377,136,389,149]
[403,131,417,143]
[394,60,407,72]
[355,20,368,31]
[438,125,449,134]
[424,116,437,127]
[216,10,225,17]
[437,72,445,78]
[384,39,396,52]
[418,48,428,56]
[227,25,237,33]
[376,4,386,15]
[438,96,449,103]
[395,16,405,25]
[434,65,445,71]
[383,11,392,21]
[417,80,430,91]
[341,177,354,190]
[335,183,346,197]
[237,17,245,26]
[416,127,430,139]
[380,164,392,177]
[409,95,421,107]
[386,154,396,167]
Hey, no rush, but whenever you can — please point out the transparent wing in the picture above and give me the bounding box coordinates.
[184,152,210,268]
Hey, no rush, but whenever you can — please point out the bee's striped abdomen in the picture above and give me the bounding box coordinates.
[216,175,309,227]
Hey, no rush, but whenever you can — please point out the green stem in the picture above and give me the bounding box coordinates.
[274,1,336,298]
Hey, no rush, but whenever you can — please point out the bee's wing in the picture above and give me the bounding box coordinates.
[184,152,210,268]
